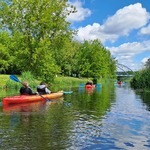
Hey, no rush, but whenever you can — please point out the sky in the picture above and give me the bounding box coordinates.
[67,0,150,71]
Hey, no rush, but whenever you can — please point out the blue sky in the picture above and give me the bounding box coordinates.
[67,0,150,71]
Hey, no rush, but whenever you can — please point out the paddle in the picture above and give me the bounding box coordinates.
[10,74,22,83]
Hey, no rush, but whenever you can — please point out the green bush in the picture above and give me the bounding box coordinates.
[130,68,150,89]
[5,71,38,89]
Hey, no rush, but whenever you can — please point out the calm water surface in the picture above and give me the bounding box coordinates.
[0,84,150,150]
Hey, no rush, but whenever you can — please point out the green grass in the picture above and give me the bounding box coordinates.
[0,74,104,89]
[0,74,10,87]
[54,76,89,87]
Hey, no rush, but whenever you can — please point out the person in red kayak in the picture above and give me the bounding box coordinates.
[20,81,37,95]
[37,82,51,95]
[85,80,93,86]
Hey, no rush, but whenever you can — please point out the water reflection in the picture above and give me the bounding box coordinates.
[3,101,46,114]
[77,85,115,116]
[0,85,150,149]
[135,91,150,111]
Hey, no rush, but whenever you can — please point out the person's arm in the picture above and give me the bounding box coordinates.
[45,88,51,94]
[28,88,37,95]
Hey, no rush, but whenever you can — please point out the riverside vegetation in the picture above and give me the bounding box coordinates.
[0,0,116,83]
[131,68,150,91]
[130,58,150,91]
[0,71,105,90]
[0,1,149,91]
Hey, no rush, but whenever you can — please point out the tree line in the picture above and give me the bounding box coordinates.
[0,0,116,82]
[131,58,150,90]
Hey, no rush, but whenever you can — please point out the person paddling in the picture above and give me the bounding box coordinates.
[85,80,93,86]
[20,81,37,95]
[37,82,51,95]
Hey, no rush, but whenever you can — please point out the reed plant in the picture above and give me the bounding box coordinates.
[5,71,38,89]
[21,71,38,88]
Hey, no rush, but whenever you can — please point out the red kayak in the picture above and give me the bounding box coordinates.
[117,81,122,85]
[3,92,64,106]
[85,85,95,89]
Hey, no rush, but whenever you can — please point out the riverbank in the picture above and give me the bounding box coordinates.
[0,74,105,89]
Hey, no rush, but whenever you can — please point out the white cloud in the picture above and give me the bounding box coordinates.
[67,1,92,22]
[107,41,150,71]
[109,41,150,55]
[76,23,118,42]
[139,24,150,35]
[141,57,149,64]
[69,1,150,71]
[103,3,149,35]
[75,3,150,42]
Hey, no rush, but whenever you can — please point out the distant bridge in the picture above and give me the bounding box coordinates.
[116,63,134,77]
[116,74,134,77]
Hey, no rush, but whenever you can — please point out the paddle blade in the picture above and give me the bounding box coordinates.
[58,91,73,94]
[79,84,85,87]
[63,91,73,94]
[10,75,21,83]
[96,83,102,87]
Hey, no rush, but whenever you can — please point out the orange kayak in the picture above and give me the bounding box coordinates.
[3,92,64,106]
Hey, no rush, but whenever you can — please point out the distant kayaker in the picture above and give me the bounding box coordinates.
[37,82,51,95]
[85,80,93,86]
[117,80,122,85]
[20,81,37,95]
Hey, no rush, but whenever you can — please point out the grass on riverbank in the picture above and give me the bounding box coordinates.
[0,74,10,88]
[0,74,103,89]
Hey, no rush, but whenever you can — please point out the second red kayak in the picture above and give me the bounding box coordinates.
[85,85,95,89]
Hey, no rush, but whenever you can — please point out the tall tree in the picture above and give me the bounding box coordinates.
[0,32,12,73]
[75,40,116,78]
[0,0,76,81]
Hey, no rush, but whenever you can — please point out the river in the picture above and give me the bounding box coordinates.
[0,84,150,150]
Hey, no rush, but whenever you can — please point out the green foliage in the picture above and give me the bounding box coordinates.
[130,68,150,89]
[0,32,12,73]
[0,0,116,81]
[74,40,116,78]
[20,71,37,88]
[6,79,21,89]
[5,71,38,89]
[0,44,10,73]
[0,0,75,81]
